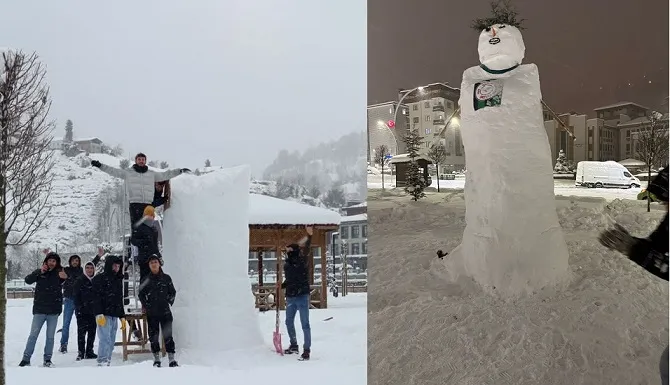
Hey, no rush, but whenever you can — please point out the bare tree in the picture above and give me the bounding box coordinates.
[634,112,669,212]
[0,50,55,381]
[159,160,169,169]
[373,144,389,191]
[427,142,447,192]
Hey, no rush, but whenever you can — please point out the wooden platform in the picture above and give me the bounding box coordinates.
[115,313,166,361]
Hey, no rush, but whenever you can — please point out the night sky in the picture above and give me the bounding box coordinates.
[368,0,669,115]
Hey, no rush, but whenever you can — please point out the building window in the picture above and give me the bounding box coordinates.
[413,117,419,124]
[424,102,430,108]
[626,130,631,138]
[425,115,430,122]
[362,225,367,237]
[425,128,431,135]
[351,243,360,255]
[351,225,360,238]
[362,242,367,254]
[446,100,453,109]
[341,226,349,239]
[626,143,630,152]
[413,105,418,111]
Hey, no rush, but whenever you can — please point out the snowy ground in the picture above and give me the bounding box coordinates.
[368,174,648,201]
[367,191,668,385]
[7,294,366,384]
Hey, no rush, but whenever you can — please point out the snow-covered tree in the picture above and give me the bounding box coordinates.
[204,159,211,167]
[553,149,572,173]
[403,128,426,201]
[109,144,123,157]
[64,119,73,142]
[148,160,157,168]
[324,185,346,208]
[635,112,669,212]
[119,158,130,169]
[427,142,447,192]
[159,161,169,169]
[374,144,389,191]
[0,50,56,380]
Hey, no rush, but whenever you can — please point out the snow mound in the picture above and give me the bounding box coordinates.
[367,192,668,385]
[162,166,263,364]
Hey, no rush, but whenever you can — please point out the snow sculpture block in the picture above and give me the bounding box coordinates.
[445,24,570,296]
[162,165,263,362]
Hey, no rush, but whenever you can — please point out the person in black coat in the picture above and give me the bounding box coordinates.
[59,254,83,353]
[19,252,67,367]
[138,255,178,367]
[91,255,125,366]
[72,261,98,361]
[131,205,162,286]
[280,225,313,360]
[599,165,669,385]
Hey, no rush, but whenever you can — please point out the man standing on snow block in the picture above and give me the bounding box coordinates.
[58,254,83,354]
[281,225,314,360]
[599,165,669,385]
[138,255,178,367]
[72,262,98,361]
[132,205,162,286]
[92,255,125,366]
[90,152,190,227]
[19,252,68,368]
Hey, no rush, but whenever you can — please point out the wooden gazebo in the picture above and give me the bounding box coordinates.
[248,194,340,311]
[389,153,433,187]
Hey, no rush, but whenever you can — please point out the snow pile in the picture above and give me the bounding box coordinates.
[446,25,569,296]
[367,191,668,385]
[250,193,341,225]
[162,166,263,364]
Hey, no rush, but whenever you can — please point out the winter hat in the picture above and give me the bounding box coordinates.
[148,254,160,263]
[143,205,155,218]
[135,152,147,160]
[68,254,81,266]
[43,252,61,265]
[84,261,95,269]
[286,243,301,259]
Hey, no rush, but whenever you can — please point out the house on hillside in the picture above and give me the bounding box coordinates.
[74,137,103,153]
[341,201,366,216]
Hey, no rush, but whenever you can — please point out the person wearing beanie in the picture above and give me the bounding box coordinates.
[19,252,68,367]
[599,165,669,384]
[131,205,162,286]
[138,254,178,367]
[280,225,314,360]
[89,152,190,228]
[72,262,98,361]
[58,254,84,354]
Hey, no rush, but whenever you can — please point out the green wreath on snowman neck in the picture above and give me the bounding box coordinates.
[471,0,525,31]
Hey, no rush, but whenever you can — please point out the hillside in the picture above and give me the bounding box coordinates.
[262,131,367,202]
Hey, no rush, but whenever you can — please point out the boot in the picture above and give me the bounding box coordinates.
[300,349,310,361]
[168,352,178,367]
[43,360,54,367]
[85,351,98,359]
[284,344,299,354]
[153,352,161,367]
[76,352,84,361]
[58,345,67,354]
[18,360,30,367]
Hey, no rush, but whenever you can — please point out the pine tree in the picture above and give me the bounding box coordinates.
[205,159,212,167]
[553,149,570,173]
[64,119,74,142]
[403,128,426,201]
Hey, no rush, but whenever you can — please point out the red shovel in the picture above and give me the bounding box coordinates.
[272,281,284,355]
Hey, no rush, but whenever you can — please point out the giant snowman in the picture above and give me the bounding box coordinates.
[443,7,570,296]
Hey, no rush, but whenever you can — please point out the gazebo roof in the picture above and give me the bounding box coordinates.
[249,194,341,227]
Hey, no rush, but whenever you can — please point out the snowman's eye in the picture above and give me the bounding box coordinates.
[499,25,506,28]
[485,27,491,32]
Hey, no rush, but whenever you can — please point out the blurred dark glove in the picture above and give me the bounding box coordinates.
[180,168,191,173]
[91,160,101,168]
[598,223,635,255]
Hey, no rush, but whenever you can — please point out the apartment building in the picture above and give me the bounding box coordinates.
[367,102,409,163]
[399,83,464,171]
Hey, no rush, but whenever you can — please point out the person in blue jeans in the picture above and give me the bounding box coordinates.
[92,255,126,366]
[58,254,83,353]
[19,252,68,367]
[281,225,314,360]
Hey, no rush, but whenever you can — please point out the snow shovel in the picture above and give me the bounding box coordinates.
[272,281,284,355]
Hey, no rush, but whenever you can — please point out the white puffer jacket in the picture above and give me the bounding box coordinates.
[99,164,182,204]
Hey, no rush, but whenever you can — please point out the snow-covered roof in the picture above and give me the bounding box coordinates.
[249,194,341,226]
[346,202,367,208]
[617,158,646,166]
[388,153,433,164]
[593,102,649,111]
[341,213,367,223]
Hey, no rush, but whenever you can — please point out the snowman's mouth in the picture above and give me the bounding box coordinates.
[489,37,500,45]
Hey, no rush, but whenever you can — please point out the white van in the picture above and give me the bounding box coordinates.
[575,161,641,189]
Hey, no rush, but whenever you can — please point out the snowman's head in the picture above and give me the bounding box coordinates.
[478,23,525,70]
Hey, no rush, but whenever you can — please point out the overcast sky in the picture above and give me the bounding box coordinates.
[0,0,366,175]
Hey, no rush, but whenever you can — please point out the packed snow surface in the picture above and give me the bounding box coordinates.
[250,193,341,225]
[163,166,264,364]
[7,294,366,384]
[368,190,668,385]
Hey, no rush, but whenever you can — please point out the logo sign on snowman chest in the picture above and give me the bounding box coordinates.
[473,79,504,111]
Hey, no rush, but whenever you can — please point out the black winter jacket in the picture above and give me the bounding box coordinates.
[62,255,83,299]
[132,222,161,264]
[73,273,97,315]
[281,235,312,298]
[138,269,176,317]
[91,255,126,318]
[25,256,66,315]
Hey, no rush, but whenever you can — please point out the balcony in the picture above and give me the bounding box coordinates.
[432,104,445,112]
[433,119,445,125]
